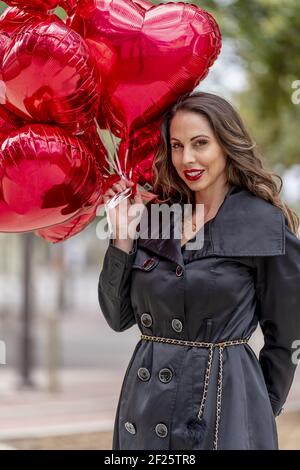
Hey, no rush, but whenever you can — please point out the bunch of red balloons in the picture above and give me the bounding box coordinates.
[0,0,222,242]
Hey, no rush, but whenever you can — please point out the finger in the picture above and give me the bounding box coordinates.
[103,186,116,196]
[124,176,134,184]
[113,182,124,193]
[120,176,134,187]
[106,188,117,197]
[112,179,124,189]
[118,178,127,190]
[102,195,110,204]
[134,190,143,205]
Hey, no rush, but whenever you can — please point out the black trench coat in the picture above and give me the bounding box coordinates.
[98,184,300,450]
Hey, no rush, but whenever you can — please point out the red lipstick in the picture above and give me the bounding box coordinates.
[183,169,205,181]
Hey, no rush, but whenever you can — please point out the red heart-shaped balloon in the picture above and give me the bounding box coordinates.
[0,6,50,35]
[5,0,81,15]
[5,1,60,12]
[132,0,152,10]
[36,205,97,242]
[0,30,10,63]
[70,0,222,142]
[0,17,100,135]
[0,123,103,232]
[0,104,25,131]
[0,112,20,141]
[60,0,81,15]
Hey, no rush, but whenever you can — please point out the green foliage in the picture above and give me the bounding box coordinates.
[0,2,7,15]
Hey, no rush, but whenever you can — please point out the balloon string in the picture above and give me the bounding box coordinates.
[105,186,132,211]
[93,117,158,205]
[93,116,136,211]
[93,116,124,179]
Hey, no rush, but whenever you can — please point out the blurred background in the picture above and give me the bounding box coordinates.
[0,0,300,450]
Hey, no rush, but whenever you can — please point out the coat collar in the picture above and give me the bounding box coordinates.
[137,184,286,265]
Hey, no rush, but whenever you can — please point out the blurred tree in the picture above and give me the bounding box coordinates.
[0,2,6,14]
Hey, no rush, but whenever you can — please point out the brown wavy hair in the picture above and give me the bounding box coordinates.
[152,91,300,237]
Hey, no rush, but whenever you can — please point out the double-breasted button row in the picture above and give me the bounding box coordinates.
[137,367,173,383]
[141,313,183,333]
[125,422,168,438]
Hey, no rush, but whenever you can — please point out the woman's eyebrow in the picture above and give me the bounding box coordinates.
[170,134,210,141]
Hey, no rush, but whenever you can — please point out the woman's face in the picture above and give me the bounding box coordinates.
[169,110,228,192]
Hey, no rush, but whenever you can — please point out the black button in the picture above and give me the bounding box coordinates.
[125,422,136,434]
[172,318,183,332]
[175,265,183,277]
[143,258,156,270]
[141,313,153,328]
[137,367,151,381]
[155,423,168,438]
[158,368,173,383]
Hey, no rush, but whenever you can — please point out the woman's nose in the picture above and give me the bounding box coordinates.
[182,146,196,163]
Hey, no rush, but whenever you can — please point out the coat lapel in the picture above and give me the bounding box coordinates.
[137,199,184,265]
[137,184,286,265]
[210,186,286,256]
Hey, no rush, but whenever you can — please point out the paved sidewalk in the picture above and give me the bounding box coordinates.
[0,367,300,449]
[0,443,16,450]
[0,368,122,440]
[1,416,300,450]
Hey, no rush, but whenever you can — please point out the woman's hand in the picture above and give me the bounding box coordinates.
[102,177,146,252]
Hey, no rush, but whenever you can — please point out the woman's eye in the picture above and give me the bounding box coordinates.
[171,140,207,149]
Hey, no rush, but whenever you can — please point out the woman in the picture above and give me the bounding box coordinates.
[98,91,300,450]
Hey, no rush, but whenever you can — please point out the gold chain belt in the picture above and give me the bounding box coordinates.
[140,333,250,450]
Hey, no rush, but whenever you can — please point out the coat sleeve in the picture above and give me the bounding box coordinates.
[98,237,138,332]
[255,221,300,417]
